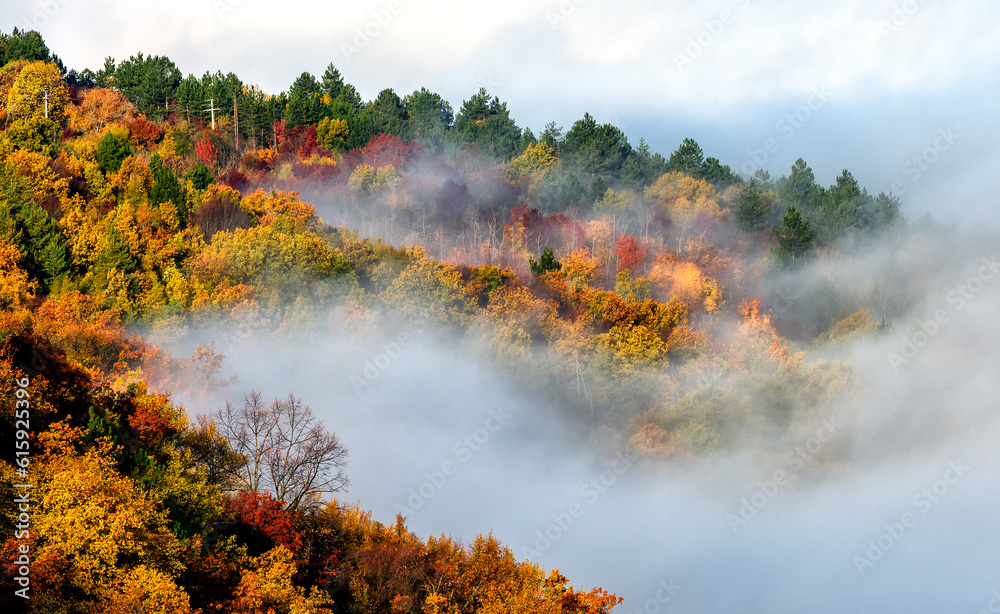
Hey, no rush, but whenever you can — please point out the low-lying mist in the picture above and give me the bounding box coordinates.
[158,219,1000,613]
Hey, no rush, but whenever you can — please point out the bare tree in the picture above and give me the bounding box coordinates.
[212,390,349,510]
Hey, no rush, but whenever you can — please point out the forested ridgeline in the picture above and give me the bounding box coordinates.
[0,27,930,612]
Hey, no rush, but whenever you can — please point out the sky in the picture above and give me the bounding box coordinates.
[4,0,1000,225]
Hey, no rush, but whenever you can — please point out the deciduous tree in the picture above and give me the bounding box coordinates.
[212,390,349,511]
[6,60,70,124]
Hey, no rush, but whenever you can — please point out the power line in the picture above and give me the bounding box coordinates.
[204,98,222,130]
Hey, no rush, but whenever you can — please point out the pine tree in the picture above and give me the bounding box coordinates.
[95,132,133,174]
[185,162,215,190]
[734,181,770,233]
[529,246,562,277]
[320,63,344,99]
[773,206,814,264]
[149,154,186,220]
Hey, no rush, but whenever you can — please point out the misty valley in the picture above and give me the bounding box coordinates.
[2,25,1000,614]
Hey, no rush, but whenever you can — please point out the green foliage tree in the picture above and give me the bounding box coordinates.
[813,169,873,243]
[369,88,409,138]
[453,87,522,160]
[95,131,134,174]
[773,206,814,263]
[734,180,770,233]
[345,108,375,149]
[1,116,60,155]
[285,71,327,127]
[113,53,182,119]
[536,168,586,209]
[185,162,215,190]
[200,70,242,116]
[779,158,823,214]
[563,113,632,179]
[589,175,609,204]
[529,246,562,277]
[870,191,902,231]
[0,160,68,289]
[668,138,705,175]
[521,126,537,147]
[320,63,344,99]
[701,156,741,187]
[173,74,203,122]
[149,154,186,220]
[0,28,51,64]
[621,138,668,188]
[334,83,363,109]
[289,71,320,99]
[540,121,564,151]
[404,87,453,152]
[95,224,138,274]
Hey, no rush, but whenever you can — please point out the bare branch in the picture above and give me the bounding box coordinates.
[211,389,349,511]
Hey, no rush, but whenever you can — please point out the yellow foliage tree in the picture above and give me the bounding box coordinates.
[100,565,193,614]
[241,188,319,233]
[5,61,70,124]
[317,117,349,151]
[481,284,557,362]
[109,154,154,205]
[560,249,600,288]
[232,546,334,614]
[348,164,399,196]
[595,188,638,212]
[380,253,473,327]
[506,141,559,179]
[375,164,400,193]
[31,430,185,609]
[58,193,108,270]
[598,323,667,374]
[6,148,69,207]
[0,60,30,121]
[349,164,377,194]
[0,241,36,310]
[644,171,723,231]
[192,224,347,311]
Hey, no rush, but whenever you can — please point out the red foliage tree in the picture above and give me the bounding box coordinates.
[508,203,543,231]
[218,168,249,192]
[616,235,647,274]
[360,133,421,168]
[195,132,217,167]
[128,394,181,444]
[178,542,243,614]
[125,114,163,147]
[225,490,304,556]
[271,119,286,151]
[281,124,320,157]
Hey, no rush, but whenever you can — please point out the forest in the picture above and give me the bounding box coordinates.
[0,26,948,612]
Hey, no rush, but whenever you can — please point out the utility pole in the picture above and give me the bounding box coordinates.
[205,98,221,130]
